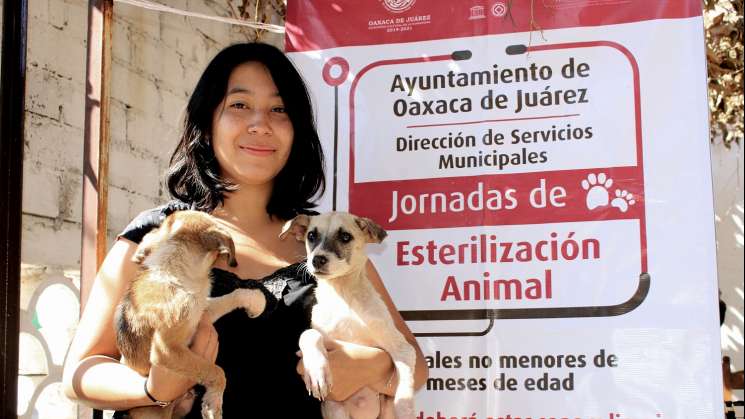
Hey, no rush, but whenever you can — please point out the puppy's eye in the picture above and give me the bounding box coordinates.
[339,232,353,243]
[307,231,318,242]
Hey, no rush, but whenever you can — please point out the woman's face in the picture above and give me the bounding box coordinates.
[211,61,294,188]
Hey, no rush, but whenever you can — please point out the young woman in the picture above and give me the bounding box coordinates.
[62,43,428,418]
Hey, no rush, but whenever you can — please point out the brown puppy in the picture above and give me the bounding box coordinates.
[281,212,416,419]
[116,210,267,419]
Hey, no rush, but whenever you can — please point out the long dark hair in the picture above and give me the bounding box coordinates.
[166,43,325,219]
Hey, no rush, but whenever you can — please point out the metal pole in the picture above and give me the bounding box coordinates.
[82,2,113,417]
[81,0,113,313]
[0,0,28,416]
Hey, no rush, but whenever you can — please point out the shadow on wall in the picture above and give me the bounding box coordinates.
[713,140,745,402]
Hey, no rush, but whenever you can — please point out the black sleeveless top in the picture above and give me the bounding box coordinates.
[115,202,322,418]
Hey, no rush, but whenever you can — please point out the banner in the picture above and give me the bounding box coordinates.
[286,2,723,418]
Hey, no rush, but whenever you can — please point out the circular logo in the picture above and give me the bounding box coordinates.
[382,0,416,13]
[492,2,507,17]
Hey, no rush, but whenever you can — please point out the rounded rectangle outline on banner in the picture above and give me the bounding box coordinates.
[322,41,650,335]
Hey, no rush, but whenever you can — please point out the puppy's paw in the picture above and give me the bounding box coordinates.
[393,398,415,419]
[237,289,266,318]
[201,390,223,419]
[302,352,332,401]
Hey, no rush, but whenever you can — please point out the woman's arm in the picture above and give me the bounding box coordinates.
[301,261,429,401]
[61,238,218,410]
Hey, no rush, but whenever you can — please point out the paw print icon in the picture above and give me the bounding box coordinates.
[611,189,636,213]
[581,173,636,214]
[581,173,613,210]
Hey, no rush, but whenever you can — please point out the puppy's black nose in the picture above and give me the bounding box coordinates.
[312,255,328,269]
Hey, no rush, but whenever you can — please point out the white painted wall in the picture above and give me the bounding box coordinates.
[712,140,744,404]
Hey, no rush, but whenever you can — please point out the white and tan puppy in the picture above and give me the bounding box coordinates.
[281,212,416,419]
[116,210,267,419]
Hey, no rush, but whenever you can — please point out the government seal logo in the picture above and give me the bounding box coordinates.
[381,0,416,13]
[492,2,507,17]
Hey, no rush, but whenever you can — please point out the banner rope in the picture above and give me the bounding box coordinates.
[113,0,285,33]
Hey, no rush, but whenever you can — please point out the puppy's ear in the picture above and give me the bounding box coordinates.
[354,216,387,244]
[205,228,238,267]
[279,214,310,241]
[132,213,177,264]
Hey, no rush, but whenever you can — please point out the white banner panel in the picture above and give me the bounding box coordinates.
[287,2,722,418]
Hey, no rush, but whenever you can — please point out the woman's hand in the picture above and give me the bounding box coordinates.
[297,339,394,402]
[147,313,219,402]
